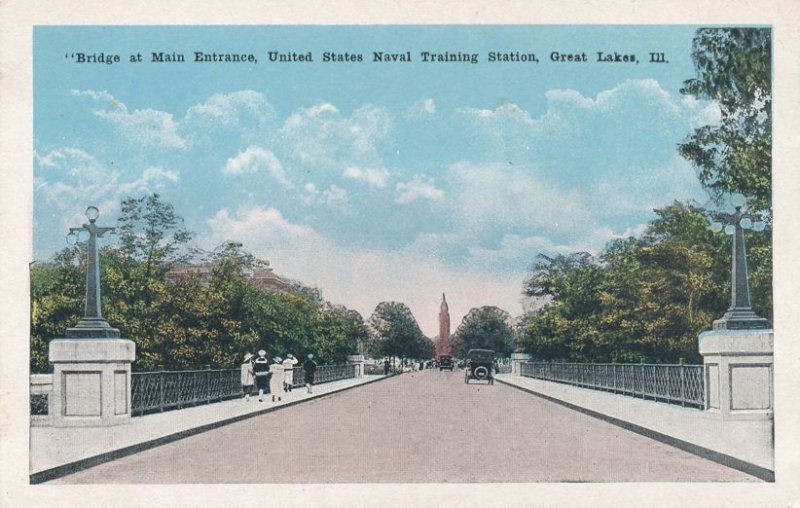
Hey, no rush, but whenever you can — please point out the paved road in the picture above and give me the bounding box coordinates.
[53,369,758,483]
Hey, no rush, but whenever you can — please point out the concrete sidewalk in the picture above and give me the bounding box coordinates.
[494,373,773,482]
[30,374,389,483]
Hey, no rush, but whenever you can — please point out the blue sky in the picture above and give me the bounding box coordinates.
[33,25,718,336]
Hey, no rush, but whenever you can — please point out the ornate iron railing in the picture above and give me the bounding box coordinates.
[519,362,704,409]
[131,369,241,416]
[291,364,357,387]
[130,364,357,416]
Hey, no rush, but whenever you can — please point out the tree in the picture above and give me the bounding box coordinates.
[30,247,85,372]
[115,193,193,269]
[679,28,771,212]
[367,301,426,360]
[197,240,270,272]
[31,196,365,373]
[101,193,194,367]
[451,306,515,358]
[311,305,368,364]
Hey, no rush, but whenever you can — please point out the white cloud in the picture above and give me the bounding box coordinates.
[466,234,579,267]
[342,166,390,188]
[299,182,349,209]
[201,205,527,336]
[207,206,317,246]
[682,95,722,128]
[117,166,180,196]
[34,148,180,236]
[406,98,436,117]
[184,90,275,127]
[35,150,179,205]
[301,182,319,205]
[395,174,444,204]
[446,162,590,233]
[458,102,536,124]
[591,155,708,217]
[277,103,391,170]
[546,79,678,115]
[322,185,348,207]
[71,89,185,149]
[222,145,292,188]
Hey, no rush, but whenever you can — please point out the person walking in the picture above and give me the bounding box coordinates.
[302,353,318,394]
[282,354,298,392]
[252,350,271,402]
[241,352,255,401]
[269,356,284,402]
[384,358,390,376]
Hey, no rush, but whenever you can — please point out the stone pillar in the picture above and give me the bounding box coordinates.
[698,330,773,420]
[511,353,531,376]
[347,354,365,378]
[49,338,136,427]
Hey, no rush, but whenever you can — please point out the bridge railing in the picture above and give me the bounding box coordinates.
[128,364,357,416]
[291,364,357,387]
[519,362,704,409]
[131,369,241,416]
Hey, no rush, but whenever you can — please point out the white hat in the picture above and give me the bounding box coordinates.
[287,354,294,359]
[307,353,314,359]
[244,353,254,361]
[258,350,266,357]
[273,356,282,363]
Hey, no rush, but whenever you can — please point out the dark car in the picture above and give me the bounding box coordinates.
[438,355,454,371]
[464,348,495,384]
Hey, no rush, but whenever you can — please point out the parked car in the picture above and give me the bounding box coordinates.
[438,355,454,371]
[464,348,495,384]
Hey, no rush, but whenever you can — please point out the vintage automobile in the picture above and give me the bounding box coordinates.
[438,355,454,371]
[464,348,495,384]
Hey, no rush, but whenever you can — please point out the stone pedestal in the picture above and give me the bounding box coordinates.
[511,353,531,375]
[49,338,136,427]
[347,354,365,378]
[698,329,773,420]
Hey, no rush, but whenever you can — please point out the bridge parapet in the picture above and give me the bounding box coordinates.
[32,363,359,421]
[511,352,530,375]
[699,329,773,421]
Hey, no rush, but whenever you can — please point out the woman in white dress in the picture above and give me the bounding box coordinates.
[269,357,284,402]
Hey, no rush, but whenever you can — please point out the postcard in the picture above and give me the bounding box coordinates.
[2,1,799,507]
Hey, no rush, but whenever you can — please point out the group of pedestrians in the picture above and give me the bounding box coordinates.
[241,350,318,402]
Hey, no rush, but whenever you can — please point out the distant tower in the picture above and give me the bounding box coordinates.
[437,293,452,356]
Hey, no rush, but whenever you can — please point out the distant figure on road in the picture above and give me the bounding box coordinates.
[384,359,390,375]
[241,352,255,401]
[270,356,284,402]
[303,353,318,394]
[252,350,271,402]
[283,354,298,392]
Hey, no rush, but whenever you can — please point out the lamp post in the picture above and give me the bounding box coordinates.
[708,194,770,330]
[65,206,120,338]
[49,206,135,427]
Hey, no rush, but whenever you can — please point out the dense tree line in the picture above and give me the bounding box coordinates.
[451,306,515,358]
[519,28,772,364]
[30,194,367,373]
[520,202,771,364]
[366,301,434,361]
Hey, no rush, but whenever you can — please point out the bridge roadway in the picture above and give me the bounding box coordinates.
[52,368,758,483]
